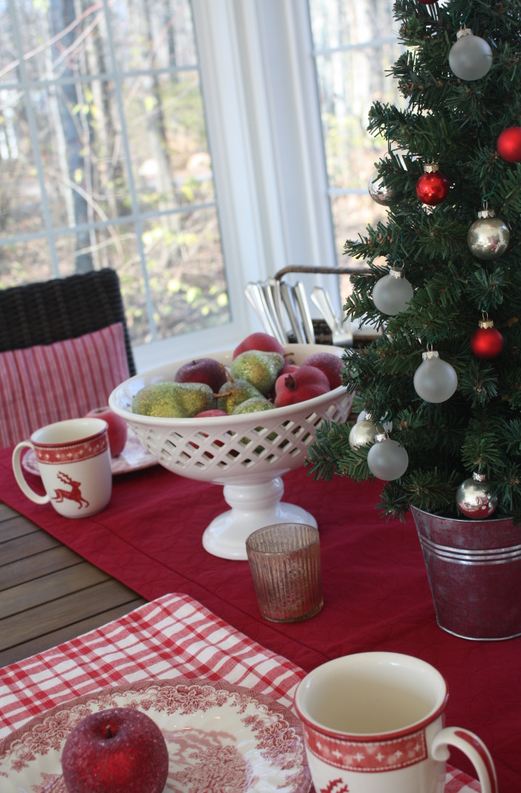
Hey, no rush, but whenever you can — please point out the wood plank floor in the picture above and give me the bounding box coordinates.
[0,502,146,666]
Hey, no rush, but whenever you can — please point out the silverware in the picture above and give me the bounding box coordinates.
[280,281,306,343]
[259,281,287,343]
[267,278,287,341]
[245,282,283,340]
[311,286,353,346]
[293,281,315,343]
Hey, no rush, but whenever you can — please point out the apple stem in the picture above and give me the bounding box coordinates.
[284,374,297,391]
[105,725,114,739]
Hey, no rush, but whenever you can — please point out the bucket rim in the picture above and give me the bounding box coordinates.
[409,504,513,526]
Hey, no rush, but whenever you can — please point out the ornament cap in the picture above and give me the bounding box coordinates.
[374,432,387,444]
[478,318,494,329]
[456,27,473,40]
[477,207,495,219]
[423,163,439,173]
[472,472,487,483]
[422,349,440,361]
[389,267,405,280]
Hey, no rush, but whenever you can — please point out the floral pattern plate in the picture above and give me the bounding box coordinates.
[22,428,157,476]
[0,678,312,793]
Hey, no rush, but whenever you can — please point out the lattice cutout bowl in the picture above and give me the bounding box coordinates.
[109,344,352,560]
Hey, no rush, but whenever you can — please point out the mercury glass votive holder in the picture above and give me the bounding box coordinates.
[245,522,323,622]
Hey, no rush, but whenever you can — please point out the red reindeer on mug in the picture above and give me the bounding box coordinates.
[52,471,90,509]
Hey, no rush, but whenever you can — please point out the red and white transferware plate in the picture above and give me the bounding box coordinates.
[0,678,312,793]
[22,428,157,477]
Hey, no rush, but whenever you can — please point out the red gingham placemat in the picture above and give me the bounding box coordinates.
[0,592,479,791]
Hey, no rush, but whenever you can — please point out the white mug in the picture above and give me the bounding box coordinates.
[12,418,112,519]
[294,652,497,793]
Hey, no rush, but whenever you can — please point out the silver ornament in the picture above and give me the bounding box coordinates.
[372,268,414,316]
[367,435,409,481]
[413,350,458,404]
[448,28,493,82]
[349,417,380,449]
[368,170,395,206]
[456,472,498,519]
[356,410,393,433]
[467,208,510,260]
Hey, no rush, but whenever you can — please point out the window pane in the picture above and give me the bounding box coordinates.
[315,44,400,191]
[124,71,215,213]
[1,0,227,352]
[0,238,53,288]
[309,0,396,51]
[28,83,131,228]
[0,90,44,234]
[111,0,197,72]
[309,0,403,269]
[143,208,229,344]
[0,4,17,81]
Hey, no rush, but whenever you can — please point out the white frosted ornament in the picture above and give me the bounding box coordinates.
[372,268,413,316]
[367,435,409,481]
[448,28,492,81]
[414,350,458,403]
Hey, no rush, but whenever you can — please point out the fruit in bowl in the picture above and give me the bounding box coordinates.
[61,707,168,793]
[86,406,128,457]
[109,338,352,560]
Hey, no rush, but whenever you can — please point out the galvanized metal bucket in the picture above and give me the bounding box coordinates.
[411,506,521,641]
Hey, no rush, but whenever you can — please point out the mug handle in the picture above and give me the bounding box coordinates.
[431,726,498,793]
[12,441,50,505]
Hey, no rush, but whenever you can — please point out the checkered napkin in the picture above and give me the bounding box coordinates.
[0,592,479,792]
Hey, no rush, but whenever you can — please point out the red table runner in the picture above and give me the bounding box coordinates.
[1,447,520,791]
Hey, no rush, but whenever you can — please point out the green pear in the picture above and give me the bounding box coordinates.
[132,381,214,417]
[217,379,264,414]
[229,350,284,395]
[232,397,273,415]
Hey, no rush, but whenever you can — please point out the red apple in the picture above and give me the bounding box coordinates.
[61,707,168,793]
[302,352,343,389]
[194,408,228,417]
[232,332,285,359]
[86,406,128,457]
[174,357,228,391]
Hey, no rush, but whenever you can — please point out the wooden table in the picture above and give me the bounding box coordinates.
[0,502,145,666]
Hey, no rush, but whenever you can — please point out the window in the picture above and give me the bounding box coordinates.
[1,1,401,364]
[0,0,231,363]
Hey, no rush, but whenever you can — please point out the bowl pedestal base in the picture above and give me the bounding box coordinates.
[202,476,317,560]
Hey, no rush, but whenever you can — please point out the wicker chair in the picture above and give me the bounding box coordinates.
[0,268,135,375]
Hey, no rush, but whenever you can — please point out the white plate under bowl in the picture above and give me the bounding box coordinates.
[0,678,311,793]
[21,428,157,477]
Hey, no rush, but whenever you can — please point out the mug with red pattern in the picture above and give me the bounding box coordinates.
[294,651,497,793]
[12,417,112,518]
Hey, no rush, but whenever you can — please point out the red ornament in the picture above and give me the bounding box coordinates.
[416,163,449,205]
[471,319,504,359]
[496,127,521,163]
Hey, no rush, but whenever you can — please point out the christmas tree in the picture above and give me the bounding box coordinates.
[309,0,521,521]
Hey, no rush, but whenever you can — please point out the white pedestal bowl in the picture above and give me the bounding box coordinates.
[109,344,352,560]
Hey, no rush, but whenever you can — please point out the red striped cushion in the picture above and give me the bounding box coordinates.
[0,323,130,448]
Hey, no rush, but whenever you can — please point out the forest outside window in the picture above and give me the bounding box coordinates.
[0,0,229,350]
